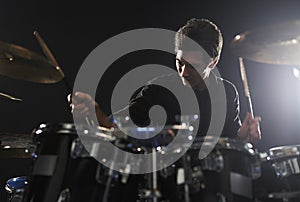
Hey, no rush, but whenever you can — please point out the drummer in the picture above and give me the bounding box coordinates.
[69,18,261,144]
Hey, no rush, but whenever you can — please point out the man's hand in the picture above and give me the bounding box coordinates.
[67,92,114,128]
[68,92,96,117]
[238,112,261,143]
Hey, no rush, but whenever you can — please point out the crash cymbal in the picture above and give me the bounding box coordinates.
[231,20,300,65]
[0,40,63,83]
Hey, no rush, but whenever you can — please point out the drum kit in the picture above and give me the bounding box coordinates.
[1,20,300,202]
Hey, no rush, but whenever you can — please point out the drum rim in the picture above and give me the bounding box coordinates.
[5,176,28,193]
[267,145,300,160]
[189,136,258,156]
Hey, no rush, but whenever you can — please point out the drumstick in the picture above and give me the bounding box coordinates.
[0,92,22,101]
[239,57,254,117]
[33,31,72,93]
[34,31,96,127]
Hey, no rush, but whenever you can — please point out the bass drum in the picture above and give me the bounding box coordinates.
[175,136,261,202]
[254,145,300,202]
[22,123,134,202]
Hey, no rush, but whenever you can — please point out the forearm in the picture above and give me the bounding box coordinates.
[95,102,114,128]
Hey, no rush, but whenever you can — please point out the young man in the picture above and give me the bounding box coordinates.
[69,18,261,201]
[70,18,261,143]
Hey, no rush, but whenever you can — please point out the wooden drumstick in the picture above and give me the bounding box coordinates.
[33,31,72,93]
[0,92,22,101]
[34,31,96,127]
[239,57,254,117]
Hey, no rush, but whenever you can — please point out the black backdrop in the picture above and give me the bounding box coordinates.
[1,0,300,199]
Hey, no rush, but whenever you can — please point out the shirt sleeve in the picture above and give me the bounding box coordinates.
[221,79,242,138]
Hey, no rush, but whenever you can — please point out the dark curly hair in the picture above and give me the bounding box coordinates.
[175,18,223,62]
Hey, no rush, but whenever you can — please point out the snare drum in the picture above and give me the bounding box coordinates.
[22,123,132,202]
[254,145,300,202]
[5,176,27,202]
[176,136,260,202]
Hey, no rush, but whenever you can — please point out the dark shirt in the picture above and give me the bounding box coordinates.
[112,72,241,146]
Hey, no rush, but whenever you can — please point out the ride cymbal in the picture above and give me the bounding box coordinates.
[231,20,300,65]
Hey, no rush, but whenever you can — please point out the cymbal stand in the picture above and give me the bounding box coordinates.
[139,147,162,202]
[101,145,120,202]
[181,153,191,202]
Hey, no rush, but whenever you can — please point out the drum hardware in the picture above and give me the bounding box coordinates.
[254,145,300,201]
[100,142,135,202]
[272,158,300,177]
[200,150,224,172]
[57,188,70,202]
[70,126,116,159]
[139,148,162,202]
[11,119,262,202]
[70,137,89,159]
[267,145,300,177]
[23,123,120,202]
[187,136,259,202]
[5,176,28,202]
[216,193,226,202]
[268,191,300,200]
[159,164,176,178]
[181,153,192,202]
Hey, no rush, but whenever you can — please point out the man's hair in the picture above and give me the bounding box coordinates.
[175,18,223,61]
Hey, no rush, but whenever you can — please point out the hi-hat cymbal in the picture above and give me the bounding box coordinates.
[231,20,300,65]
[0,40,64,83]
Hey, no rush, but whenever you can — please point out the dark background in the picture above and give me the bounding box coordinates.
[1,0,300,200]
[0,0,300,151]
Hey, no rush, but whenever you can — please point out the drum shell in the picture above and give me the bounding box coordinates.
[254,145,300,202]
[179,137,260,202]
[23,123,139,202]
[22,123,108,202]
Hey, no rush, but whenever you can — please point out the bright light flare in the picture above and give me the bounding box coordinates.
[293,67,300,80]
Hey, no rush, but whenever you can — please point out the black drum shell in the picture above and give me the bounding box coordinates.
[182,137,259,202]
[254,145,300,202]
[22,123,108,202]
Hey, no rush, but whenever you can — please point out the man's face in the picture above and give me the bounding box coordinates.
[176,49,212,88]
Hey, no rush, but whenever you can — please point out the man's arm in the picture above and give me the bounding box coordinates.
[68,92,114,128]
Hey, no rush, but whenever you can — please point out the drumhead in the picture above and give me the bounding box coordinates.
[33,122,116,141]
[33,123,77,136]
[189,136,258,156]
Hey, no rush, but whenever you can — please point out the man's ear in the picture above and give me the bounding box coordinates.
[208,58,218,69]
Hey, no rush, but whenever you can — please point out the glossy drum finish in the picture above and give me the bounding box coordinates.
[254,145,300,202]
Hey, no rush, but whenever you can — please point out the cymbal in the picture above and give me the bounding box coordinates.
[0,133,32,158]
[231,20,300,65]
[0,40,63,83]
[0,92,22,101]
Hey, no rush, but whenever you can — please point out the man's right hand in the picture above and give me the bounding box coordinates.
[67,92,114,128]
[68,92,96,117]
